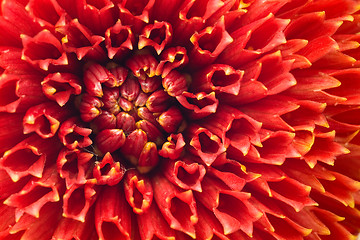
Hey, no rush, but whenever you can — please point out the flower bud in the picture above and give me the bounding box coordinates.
[95,129,126,154]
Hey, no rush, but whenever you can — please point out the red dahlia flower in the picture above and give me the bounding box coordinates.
[1,0,360,239]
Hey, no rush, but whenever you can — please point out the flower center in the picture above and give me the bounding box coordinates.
[78,53,188,173]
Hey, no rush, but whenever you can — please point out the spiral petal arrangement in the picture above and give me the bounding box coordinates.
[1,0,360,239]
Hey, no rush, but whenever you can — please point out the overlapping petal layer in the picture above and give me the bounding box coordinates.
[0,0,360,239]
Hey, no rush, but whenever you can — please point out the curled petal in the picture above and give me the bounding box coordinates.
[246,164,317,212]
[196,177,262,236]
[188,125,226,166]
[191,64,243,95]
[138,75,162,93]
[189,16,233,68]
[105,20,134,60]
[173,0,225,44]
[138,21,172,55]
[100,87,120,113]
[135,91,150,107]
[137,106,159,126]
[159,133,186,160]
[327,69,360,105]
[92,111,117,133]
[203,106,262,156]
[108,66,128,88]
[57,148,93,188]
[41,72,82,107]
[58,117,92,150]
[302,131,350,168]
[219,13,289,67]
[21,30,68,71]
[23,102,72,138]
[177,91,219,119]
[118,0,155,25]
[152,174,198,238]
[285,72,345,105]
[136,120,163,143]
[195,203,228,240]
[124,169,153,214]
[0,73,45,113]
[118,97,133,112]
[4,166,62,221]
[0,134,60,182]
[59,19,106,61]
[93,153,126,186]
[75,0,117,35]
[126,54,158,78]
[241,95,300,132]
[95,185,131,240]
[208,160,248,191]
[156,46,189,77]
[25,0,65,29]
[121,129,147,162]
[229,131,298,165]
[163,159,206,192]
[62,180,97,222]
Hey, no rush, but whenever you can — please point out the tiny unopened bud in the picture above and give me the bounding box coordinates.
[95,129,126,153]
[120,77,140,101]
[162,70,187,97]
[79,94,103,122]
[157,106,183,133]
[146,90,171,113]
[116,112,136,133]
[138,142,159,173]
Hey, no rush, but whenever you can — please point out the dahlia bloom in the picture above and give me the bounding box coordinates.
[1,0,360,239]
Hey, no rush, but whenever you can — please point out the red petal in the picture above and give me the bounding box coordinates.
[41,72,82,107]
[105,20,135,60]
[0,134,61,182]
[21,30,68,71]
[57,148,93,188]
[138,21,172,55]
[124,169,153,214]
[137,201,176,240]
[59,18,106,61]
[159,133,186,160]
[152,174,198,238]
[4,166,61,221]
[23,102,72,138]
[95,185,131,240]
[58,117,93,150]
[93,153,126,186]
[163,159,206,192]
[189,16,233,68]
[188,125,226,166]
[62,180,97,222]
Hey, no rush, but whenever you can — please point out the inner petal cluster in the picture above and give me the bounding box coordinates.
[76,53,187,173]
